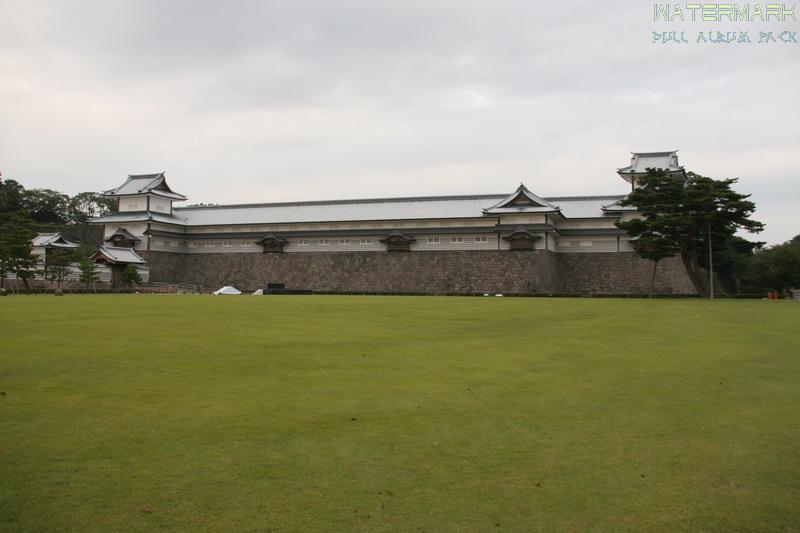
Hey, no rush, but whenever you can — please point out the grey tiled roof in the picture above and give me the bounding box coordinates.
[171,194,627,226]
[483,183,560,214]
[32,233,80,248]
[548,196,629,218]
[92,246,147,264]
[602,198,637,212]
[105,228,141,242]
[90,212,184,225]
[618,151,684,175]
[103,173,187,200]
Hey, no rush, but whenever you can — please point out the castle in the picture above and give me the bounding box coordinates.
[87,151,696,295]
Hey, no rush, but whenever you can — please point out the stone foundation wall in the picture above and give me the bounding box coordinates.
[140,250,696,295]
[556,253,696,295]
[141,250,558,294]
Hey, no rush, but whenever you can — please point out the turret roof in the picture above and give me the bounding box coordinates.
[103,172,187,200]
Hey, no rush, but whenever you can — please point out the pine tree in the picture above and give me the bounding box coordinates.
[121,264,142,290]
[617,170,763,297]
[46,249,71,289]
[0,210,39,291]
[78,257,100,293]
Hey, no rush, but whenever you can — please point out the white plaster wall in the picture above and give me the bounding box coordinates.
[285,237,383,252]
[184,240,261,253]
[412,234,500,251]
[556,238,619,253]
[150,196,172,214]
[557,219,619,229]
[499,214,546,225]
[619,238,636,252]
[118,195,147,212]
[150,238,187,253]
[182,218,496,234]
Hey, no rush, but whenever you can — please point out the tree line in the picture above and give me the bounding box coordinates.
[0,177,116,225]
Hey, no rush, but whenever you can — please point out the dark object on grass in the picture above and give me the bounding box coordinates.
[54,288,64,296]
[268,288,313,295]
[263,281,312,295]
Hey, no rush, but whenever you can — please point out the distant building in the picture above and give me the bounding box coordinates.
[31,233,80,270]
[9,232,149,288]
[88,151,696,294]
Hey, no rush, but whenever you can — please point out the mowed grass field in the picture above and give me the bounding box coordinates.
[1,295,798,532]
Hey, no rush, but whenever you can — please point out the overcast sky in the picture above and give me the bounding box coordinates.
[1,0,797,243]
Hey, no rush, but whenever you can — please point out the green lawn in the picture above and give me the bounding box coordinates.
[1,295,798,531]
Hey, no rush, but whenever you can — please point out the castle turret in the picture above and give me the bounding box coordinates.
[90,172,187,252]
[617,151,686,190]
[103,172,187,216]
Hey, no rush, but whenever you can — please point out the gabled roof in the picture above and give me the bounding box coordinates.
[105,228,141,243]
[617,151,685,183]
[91,246,147,264]
[103,172,187,200]
[379,230,416,243]
[482,184,560,215]
[501,228,542,241]
[31,233,80,249]
[256,233,288,244]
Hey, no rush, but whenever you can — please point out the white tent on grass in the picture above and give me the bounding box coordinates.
[213,286,242,295]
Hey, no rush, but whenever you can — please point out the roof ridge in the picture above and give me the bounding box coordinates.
[544,194,626,201]
[176,193,508,211]
[175,192,626,211]
[128,172,165,179]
